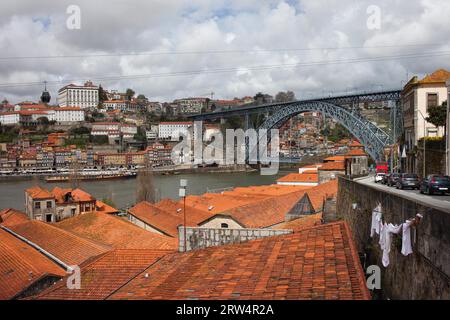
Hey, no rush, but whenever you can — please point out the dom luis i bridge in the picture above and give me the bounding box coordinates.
[189,89,403,161]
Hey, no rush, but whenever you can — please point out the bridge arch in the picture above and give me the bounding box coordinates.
[258,101,391,161]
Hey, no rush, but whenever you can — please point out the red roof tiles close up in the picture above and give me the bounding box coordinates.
[106,221,370,300]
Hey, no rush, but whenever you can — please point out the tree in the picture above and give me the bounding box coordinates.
[98,85,108,107]
[136,168,157,203]
[126,88,135,101]
[426,101,447,139]
[275,91,296,103]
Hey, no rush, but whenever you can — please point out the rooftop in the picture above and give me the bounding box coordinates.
[37,249,170,300]
[56,211,177,250]
[6,220,110,266]
[0,228,65,300]
[318,161,345,171]
[277,173,319,183]
[107,221,370,300]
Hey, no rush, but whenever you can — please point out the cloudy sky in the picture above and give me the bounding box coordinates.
[0,0,450,104]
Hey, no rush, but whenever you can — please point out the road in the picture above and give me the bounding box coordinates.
[356,175,450,213]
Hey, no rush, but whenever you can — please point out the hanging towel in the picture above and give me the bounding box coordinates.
[401,220,414,256]
[370,203,382,237]
[382,223,402,267]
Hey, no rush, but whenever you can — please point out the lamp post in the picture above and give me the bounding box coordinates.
[179,179,187,252]
[418,110,426,178]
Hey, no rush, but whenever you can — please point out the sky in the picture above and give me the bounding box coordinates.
[0,0,450,104]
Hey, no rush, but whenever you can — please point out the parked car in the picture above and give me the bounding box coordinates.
[374,172,386,183]
[420,175,450,195]
[396,173,420,190]
[381,173,390,185]
[387,173,400,187]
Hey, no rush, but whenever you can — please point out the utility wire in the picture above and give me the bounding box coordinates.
[0,43,445,61]
[0,50,449,89]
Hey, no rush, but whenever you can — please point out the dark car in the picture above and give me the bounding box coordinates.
[387,173,400,187]
[420,175,450,195]
[381,173,390,185]
[396,173,420,190]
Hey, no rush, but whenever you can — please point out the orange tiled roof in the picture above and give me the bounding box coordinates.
[71,188,96,202]
[345,149,367,157]
[273,213,323,232]
[318,161,345,171]
[306,180,338,211]
[419,68,450,84]
[217,180,337,228]
[348,140,363,147]
[0,208,29,227]
[37,249,170,300]
[25,186,54,199]
[7,220,110,266]
[129,201,213,237]
[324,155,346,162]
[108,221,370,300]
[95,200,119,214]
[277,173,319,183]
[0,228,65,300]
[56,212,177,250]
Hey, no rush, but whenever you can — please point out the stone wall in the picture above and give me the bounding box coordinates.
[178,227,292,252]
[336,176,450,299]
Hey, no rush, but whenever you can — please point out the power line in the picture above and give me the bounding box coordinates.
[0,50,449,89]
[0,43,445,61]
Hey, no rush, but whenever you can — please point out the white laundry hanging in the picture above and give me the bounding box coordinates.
[381,223,402,267]
[370,203,382,237]
[401,220,414,256]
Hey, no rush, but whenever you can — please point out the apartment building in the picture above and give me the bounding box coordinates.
[402,69,450,173]
[58,81,99,109]
[158,121,192,141]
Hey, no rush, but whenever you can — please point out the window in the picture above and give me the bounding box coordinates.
[46,201,52,208]
[221,223,229,228]
[35,201,41,209]
[427,93,438,110]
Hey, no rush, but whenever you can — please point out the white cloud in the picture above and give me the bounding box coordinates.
[0,0,449,103]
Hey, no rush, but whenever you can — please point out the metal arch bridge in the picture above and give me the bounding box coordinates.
[189,90,402,161]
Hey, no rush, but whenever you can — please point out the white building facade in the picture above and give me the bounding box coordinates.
[158,122,192,141]
[401,69,450,173]
[58,81,99,109]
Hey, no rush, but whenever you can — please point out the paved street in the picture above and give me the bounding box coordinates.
[356,175,450,213]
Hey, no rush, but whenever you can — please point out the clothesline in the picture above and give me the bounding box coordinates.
[370,202,422,267]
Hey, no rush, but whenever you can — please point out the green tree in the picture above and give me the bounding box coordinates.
[126,88,135,101]
[98,85,108,107]
[426,100,447,138]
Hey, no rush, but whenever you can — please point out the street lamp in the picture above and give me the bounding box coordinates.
[417,110,426,178]
[179,179,187,252]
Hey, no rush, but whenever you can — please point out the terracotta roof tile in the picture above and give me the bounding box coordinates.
[37,249,169,300]
[0,228,65,300]
[273,213,323,231]
[108,221,370,300]
[0,208,29,227]
[277,173,319,183]
[345,149,367,157]
[323,155,346,162]
[129,201,213,237]
[7,220,110,266]
[25,186,54,199]
[318,161,345,171]
[95,200,119,214]
[56,212,177,250]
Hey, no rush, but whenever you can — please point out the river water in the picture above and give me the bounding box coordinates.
[0,170,292,211]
